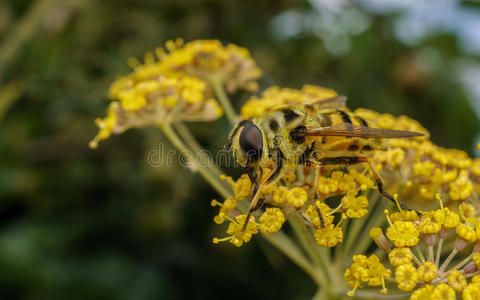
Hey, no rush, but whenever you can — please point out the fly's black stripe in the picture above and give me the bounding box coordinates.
[347,144,359,151]
[356,116,369,127]
[336,109,352,124]
[361,145,373,151]
[319,156,363,165]
[282,109,300,122]
[267,149,284,183]
[269,119,279,131]
[289,126,306,144]
[321,137,327,144]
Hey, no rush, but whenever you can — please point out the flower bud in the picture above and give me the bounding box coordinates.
[369,227,391,252]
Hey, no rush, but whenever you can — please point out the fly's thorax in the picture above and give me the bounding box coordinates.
[255,107,309,166]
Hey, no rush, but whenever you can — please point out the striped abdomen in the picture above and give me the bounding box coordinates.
[311,109,388,156]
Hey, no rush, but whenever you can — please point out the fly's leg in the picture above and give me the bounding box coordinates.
[247,167,260,197]
[313,166,325,228]
[316,156,413,212]
[242,148,285,231]
[361,157,412,211]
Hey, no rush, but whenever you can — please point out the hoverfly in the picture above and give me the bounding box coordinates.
[224,96,424,230]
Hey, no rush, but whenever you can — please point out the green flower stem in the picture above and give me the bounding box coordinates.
[210,80,238,126]
[173,122,222,177]
[288,216,322,266]
[235,200,323,286]
[435,238,443,266]
[414,246,426,263]
[343,192,380,256]
[164,115,326,292]
[428,246,434,262]
[159,123,231,199]
[262,232,324,287]
[288,216,331,285]
[351,200,392,258]
[0,81,24,121]
[439,248,458,273]
[354,291,409,300]
[447,253,472,272]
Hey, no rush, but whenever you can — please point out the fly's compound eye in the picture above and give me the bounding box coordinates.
[239,122,263,163]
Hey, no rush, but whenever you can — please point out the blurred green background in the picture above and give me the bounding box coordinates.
[0,0,479,299]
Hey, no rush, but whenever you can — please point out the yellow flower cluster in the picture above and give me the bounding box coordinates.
[157,39,262,93]
[91,39,262,148]
[92,39,480,298]
[212,209,285,247]
[356,108,479,205]
[213,163,374,248]
[90,73,222,148]
[353,194,480,298]
[344,254,391,295]
[240,85,338,119]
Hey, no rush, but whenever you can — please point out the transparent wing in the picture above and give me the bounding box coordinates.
[308,95,347,110]
[302,123,425,138]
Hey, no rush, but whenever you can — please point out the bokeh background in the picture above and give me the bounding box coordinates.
[1,0,479,299]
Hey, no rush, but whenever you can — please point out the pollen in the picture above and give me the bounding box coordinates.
[432,207,460,228]
[89,102,120,149]
[221,174,252,200]
[317,176,339,194]
[456,223,477,243]
[159,39,262,93]
[460,203,476,218]
[463,283,480,300]
[395,264,418,291]
[213,213,258,247]
[386,220,420,248]
[417,262,437,283]
[473,252,480,269]
[388,247,413,267]
[341,191,368,218]
[314,214,346,247]
[419,214,441,234]
[212,197,237,224]
[286,187,307,208]
[431,283,455,300]
[259,208,285,234]
[410,285,435,300]
[449,170,473,201]
[240,85,337,119]
[344,254,391,296]
[448,269,467,291]
[270,186,289,205]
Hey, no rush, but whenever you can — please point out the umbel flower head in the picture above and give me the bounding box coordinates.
[209,82,480,299]
[90,72,222,148]
[158,39,262,93]
[347,194,480,299]
[240,85,338,119]
[356,108,479,206]
[91,39,480,298]
[91,39,263,148]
